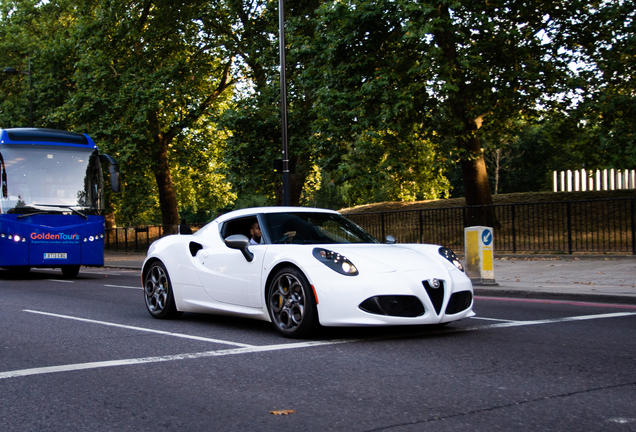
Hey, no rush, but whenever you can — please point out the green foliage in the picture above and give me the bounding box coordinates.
[2,0,633,220]
[568,0,636,168]
[222,0,452,207]
[1,0,239,226]
[310,0,635,204]
[0,0,80,128]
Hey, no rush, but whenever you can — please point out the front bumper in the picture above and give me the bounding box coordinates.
[308,266,475,327]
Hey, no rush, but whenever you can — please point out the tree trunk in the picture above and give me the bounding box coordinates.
[274,157,307,206]
[290,170,305,206]
[105,211,116,229]
[460,134,496,227]
[433,3,495,227]
[149,119,180,234]
[104,193,116,228]
[460,135,492,206]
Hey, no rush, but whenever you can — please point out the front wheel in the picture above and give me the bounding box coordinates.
[267,267,318,338]
[61,265,80,278]
[143,261,182,319]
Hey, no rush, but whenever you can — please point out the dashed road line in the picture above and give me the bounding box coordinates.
[104,284,142,290]
[471,317,520,323]
[82,271,122,275]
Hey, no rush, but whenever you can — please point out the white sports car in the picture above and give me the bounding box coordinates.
[142,207,474,337]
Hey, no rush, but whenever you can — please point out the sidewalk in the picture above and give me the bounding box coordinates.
[480,256,636,305]
[104,252,636,305]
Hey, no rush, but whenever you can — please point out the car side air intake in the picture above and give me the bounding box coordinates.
[359,295,425,317]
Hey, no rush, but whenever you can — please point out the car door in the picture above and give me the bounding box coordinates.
[194,243,266,308]
[193,216,265,308]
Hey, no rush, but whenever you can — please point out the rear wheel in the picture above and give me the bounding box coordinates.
[143,261,181,319]
[267,267,318,338]
[5,266,30,275]
[61,265,80,278]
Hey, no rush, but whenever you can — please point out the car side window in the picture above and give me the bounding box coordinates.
[221,216,258,241]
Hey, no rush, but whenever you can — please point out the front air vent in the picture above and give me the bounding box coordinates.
[359,295,425,317]
[189,242,203,257]
[423,280,445,315]
[445,291,473,315]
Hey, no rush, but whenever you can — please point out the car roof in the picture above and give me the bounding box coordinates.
[214,207,339,223]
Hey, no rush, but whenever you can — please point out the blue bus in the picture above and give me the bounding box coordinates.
[0,128,120,277]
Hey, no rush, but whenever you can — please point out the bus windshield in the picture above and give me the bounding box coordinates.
[0,145,104,215]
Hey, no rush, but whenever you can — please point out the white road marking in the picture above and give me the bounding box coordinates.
[23,310,254,348]
[608,418,636,425]
[470,317,521,323]
[3,310,634,381]
[466,311,636,331]
[46,279,74,283]
[104,284,142,290]
[82,271,122,275]
[0,340,351,380]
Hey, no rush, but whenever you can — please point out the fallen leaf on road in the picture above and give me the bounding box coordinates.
[270,410,296,416]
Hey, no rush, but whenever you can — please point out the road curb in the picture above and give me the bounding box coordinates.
[474,288,636,305]
[103,264,142,270]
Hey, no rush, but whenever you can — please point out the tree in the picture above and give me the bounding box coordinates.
[308,0,621,222]
[1,0,239,227]
[221,0,451,207]
[0,0,81,129]
[221,0,324,207]
[568,0,636,168]
[59,0,239,230]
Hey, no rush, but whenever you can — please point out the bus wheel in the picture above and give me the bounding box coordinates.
[7,266,30,275]
[61,265,80,278]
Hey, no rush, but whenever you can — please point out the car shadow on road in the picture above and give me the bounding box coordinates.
[175,311,464,343]
[0,269,89,281]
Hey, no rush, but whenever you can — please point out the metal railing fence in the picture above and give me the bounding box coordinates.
[345,197,636,255]
[105,198,635,254]
[105,225,202,253]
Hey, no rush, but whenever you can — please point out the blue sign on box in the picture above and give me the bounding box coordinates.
[482,228,493,246]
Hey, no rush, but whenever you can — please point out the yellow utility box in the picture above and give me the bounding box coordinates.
[464,226,497,285]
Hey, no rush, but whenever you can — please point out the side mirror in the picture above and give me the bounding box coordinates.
[224,234,254,262]
[100,154,121,192]
[385,235,397,244]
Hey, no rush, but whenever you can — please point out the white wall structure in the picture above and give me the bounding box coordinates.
[580,169,587,191]
[553,169,636,192]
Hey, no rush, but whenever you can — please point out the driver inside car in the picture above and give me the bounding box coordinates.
[249,221,262,245]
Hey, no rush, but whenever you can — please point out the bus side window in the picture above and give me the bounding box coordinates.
[0,153,6,199]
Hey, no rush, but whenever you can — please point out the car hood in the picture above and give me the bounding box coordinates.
[323,244,445,274]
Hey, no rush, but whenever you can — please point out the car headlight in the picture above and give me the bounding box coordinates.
[439,247,464,272]
[312,248,359,276]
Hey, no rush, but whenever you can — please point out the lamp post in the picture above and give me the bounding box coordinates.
[3,53,33,127]
[278,0,290,206]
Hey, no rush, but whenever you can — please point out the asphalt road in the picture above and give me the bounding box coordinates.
[1,267,635,431]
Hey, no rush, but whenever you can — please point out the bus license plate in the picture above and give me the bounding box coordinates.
[44,253,67,259]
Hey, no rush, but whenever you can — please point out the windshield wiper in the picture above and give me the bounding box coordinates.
[17,210,50,219]
[33,204,89,220]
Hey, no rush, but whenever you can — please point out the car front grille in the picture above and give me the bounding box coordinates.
[423,280,445,315]
[359,295,425,317]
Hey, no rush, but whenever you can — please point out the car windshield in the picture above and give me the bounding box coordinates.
[262,212,379,244]
[0,145,103,215]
